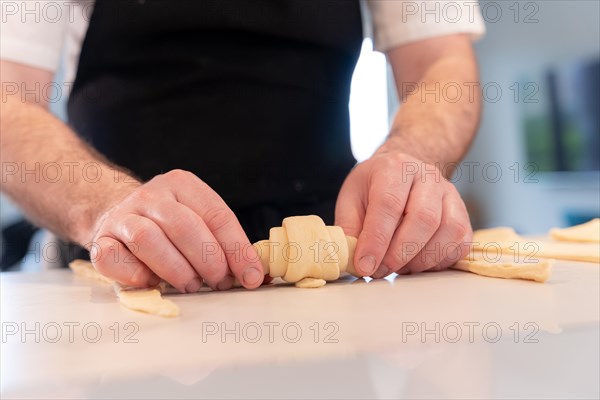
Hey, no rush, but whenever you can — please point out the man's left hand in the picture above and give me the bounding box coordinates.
[335,151,472,278]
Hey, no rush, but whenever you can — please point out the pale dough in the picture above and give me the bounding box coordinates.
[282,215,340,282]
[252,240,271,275]
[550,218,600,243]
[69,260,180,318]
[253,215,360,288]
[452,256,553,283]
[268,227,288,278]
[326,226,349,271]
[69,259,114,284]
[115,285,180,318]
[472,227,599,263]
[294,278,327,288]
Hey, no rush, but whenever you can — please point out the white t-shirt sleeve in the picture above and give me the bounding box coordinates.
[0,1,72,72]
[366,0,486,52]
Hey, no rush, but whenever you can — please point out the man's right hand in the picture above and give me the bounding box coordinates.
[89,169,265,293]
[1,61,263,292]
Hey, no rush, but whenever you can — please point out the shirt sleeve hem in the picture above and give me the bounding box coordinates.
[0,36,61,72]
[374,23,486,53]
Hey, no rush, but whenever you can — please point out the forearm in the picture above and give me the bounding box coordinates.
[378,37,481,173]
[0,98,140,245]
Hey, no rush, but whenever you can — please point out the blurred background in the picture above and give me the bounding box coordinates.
[350,0,600,233]
[2,0,599,271]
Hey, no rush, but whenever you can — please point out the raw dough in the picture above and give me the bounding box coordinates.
[69,260,180,318]
[69,259,114,284]
[294,278,327,288]
[452,256,553,283]
[115,285,180,318]
[252,240,271,275]
[550,218,600,243]
[472,227,599,263]
[327,226,349,271]
[268,227,288,278]
[282,215,340,282]
[254,215,360,288]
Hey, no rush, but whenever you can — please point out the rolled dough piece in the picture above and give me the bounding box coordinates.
[116,286,180,317]
[252,240,271,275]
[294,278,327,288]
[69,260,180,318]
[472,227,599,263]
[550,218,600,243]
[282,215,340,282]
[250,216,359,287]
[452,258,553,283]
[69,259,114,284]
[268,227,288,278]
[344,236,359,277]
[327,226,349,271]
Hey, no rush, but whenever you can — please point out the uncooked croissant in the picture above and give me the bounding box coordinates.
[251,215,360,288]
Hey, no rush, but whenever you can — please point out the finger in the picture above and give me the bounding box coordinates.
[160,170,264,289]
[200,203,263,289]
[215,273,235,291]
[402,190,472,273]
[381,178,443,273]
[138,200,228,289]
[354,172,412,276]
[108,213,202,293]
[92,236,162,287]
[334,173,366,238]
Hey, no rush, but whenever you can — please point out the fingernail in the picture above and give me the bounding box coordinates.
[359,255,377,276]
[148,275,161,286]
[242,267,262,286]
[185,277,202,293]
[373,264,390,278]
[216,275,234,291]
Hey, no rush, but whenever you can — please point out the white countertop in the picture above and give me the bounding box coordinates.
[1,260,599,399]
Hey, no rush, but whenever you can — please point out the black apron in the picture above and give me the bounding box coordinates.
[67,0,363,243]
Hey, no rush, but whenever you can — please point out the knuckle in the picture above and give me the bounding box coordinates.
[167,168,189,179]
[414,206,440,228]
[444,216,471,242]
[203,206,234,233]
[129,187,155,204]
[164,169,194,184]
[380,191,405,213]
[127,224,154,248]
[155,201,186,228]
[364,228,389,249]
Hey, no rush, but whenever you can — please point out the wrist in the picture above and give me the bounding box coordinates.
[375,135,427,162]
[68,174,141,247]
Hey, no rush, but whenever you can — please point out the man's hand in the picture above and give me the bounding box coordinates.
[89,169,264,292]
[335,152,472,278]
[334,34,480,278]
